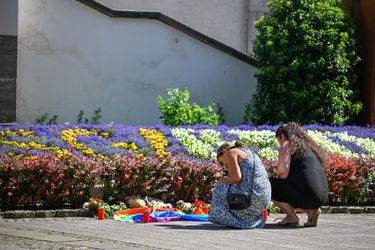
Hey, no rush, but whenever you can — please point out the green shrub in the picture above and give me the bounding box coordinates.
[158,88,219,126]
[0,154,99,209]
[325,154,375,205]
[247,0,362,125]
[77,107,102,124]
[104,154,224,203]
[35,113,59,125]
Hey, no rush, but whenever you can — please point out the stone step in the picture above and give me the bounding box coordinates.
[0,78,16,123]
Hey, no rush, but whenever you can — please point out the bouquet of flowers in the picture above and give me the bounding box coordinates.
[83,197,127,219]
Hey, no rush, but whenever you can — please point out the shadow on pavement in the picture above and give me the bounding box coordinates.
[153,222,303,230]
[263,223,304,230]
[154,222,239,230]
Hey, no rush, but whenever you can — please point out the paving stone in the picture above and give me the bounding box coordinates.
[364,206,375,213]
[321,206,332,214]
[348,206,364,214]
[330,206,349,213]
[78,208,93,217]
[0,206,374,220]
[35,210,56,218]
[3,210,36,219]
[0,215,374,250]
[55,209,78,217]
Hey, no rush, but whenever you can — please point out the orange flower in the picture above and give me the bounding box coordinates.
[192,207,205,214]
[193,200,205,209]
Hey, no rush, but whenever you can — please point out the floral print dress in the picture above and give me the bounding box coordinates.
[209,149,271,229]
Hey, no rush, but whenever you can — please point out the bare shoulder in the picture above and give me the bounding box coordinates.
[228,148,247,160]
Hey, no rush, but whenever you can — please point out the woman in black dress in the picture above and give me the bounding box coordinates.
[270,122,328,227]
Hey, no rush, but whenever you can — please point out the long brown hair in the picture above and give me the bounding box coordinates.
[276,122,327,169]
[216,140,246,160]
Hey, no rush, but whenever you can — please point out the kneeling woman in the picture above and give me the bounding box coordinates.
[209,141,271,229]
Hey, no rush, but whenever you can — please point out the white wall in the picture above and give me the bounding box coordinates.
[17,0,258,125]
[0,0,18,35]
[99,0,250,53]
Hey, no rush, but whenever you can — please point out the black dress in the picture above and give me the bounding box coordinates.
[270,148,329,209]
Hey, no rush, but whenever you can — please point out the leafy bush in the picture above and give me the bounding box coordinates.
[1,151,374,209]
[158,88,219,126]
[35,113,59,125]
[77,107,102,124]
[0,153,100,209]
[248,0,362,125]
[102,154,224,204]
[325,154,375,204]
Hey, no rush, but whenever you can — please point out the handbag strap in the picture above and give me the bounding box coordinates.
[228,150,256,193]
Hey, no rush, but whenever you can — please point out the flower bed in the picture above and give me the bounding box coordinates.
[0,123,374,208]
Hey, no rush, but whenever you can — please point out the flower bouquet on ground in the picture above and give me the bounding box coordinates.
[83,197,127,219]
[176,199,210,215]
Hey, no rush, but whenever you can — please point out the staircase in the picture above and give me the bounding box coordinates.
[0,35,17,123]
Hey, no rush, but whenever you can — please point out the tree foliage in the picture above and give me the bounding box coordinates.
[248,0,362,125]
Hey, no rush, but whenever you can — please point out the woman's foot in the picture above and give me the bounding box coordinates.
[275,214,300,227]
[304,208,321,227]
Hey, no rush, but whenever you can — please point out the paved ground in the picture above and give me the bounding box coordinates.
[0,213,374,249]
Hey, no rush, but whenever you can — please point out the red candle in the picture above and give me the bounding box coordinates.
[143,210,150,223]
[262,210,268,221]
[202,207,209,214]
[98,207,105,220]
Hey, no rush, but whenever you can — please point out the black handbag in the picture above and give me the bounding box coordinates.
[226,151,256,210]
[226,190,252,210]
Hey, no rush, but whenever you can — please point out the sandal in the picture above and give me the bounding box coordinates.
[274,218,303,228]
[304,208,321,227]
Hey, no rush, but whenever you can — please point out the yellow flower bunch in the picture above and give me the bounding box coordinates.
[0,128,34,137]
[139,128,170,158]
[60,128,104,158]
[0,129,68,157]
[100,132,109,138]
[112,142,138,152]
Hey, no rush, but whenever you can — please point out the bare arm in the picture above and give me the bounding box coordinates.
[276,141,291,179]
[218,150,242,184]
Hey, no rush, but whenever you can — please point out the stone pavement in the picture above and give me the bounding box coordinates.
[0,213,374,249]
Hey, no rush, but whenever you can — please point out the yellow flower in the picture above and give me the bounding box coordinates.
[60,128,99,157]
[139,128,170,158]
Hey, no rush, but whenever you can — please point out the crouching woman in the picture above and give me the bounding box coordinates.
[209,141,271,229]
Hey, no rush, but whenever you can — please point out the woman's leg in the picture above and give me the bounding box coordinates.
[272,200,299,224]
[304,208,321,227]
[270,178,303,225]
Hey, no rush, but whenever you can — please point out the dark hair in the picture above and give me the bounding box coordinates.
[216,140,246,159]
[275,122,327,169]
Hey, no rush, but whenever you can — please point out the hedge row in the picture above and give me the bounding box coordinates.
[1,152,374,210]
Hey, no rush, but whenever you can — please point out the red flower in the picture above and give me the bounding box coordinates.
[194,200,206,209]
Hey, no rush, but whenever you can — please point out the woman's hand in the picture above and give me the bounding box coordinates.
[276,141,291,179]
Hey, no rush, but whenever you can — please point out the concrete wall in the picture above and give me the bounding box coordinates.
[100,0,250,53]
[17,0,258,125]
[0,0,18,36]
[247,0,269,53]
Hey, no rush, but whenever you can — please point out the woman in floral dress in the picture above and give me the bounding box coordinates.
[209,141,271,229]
